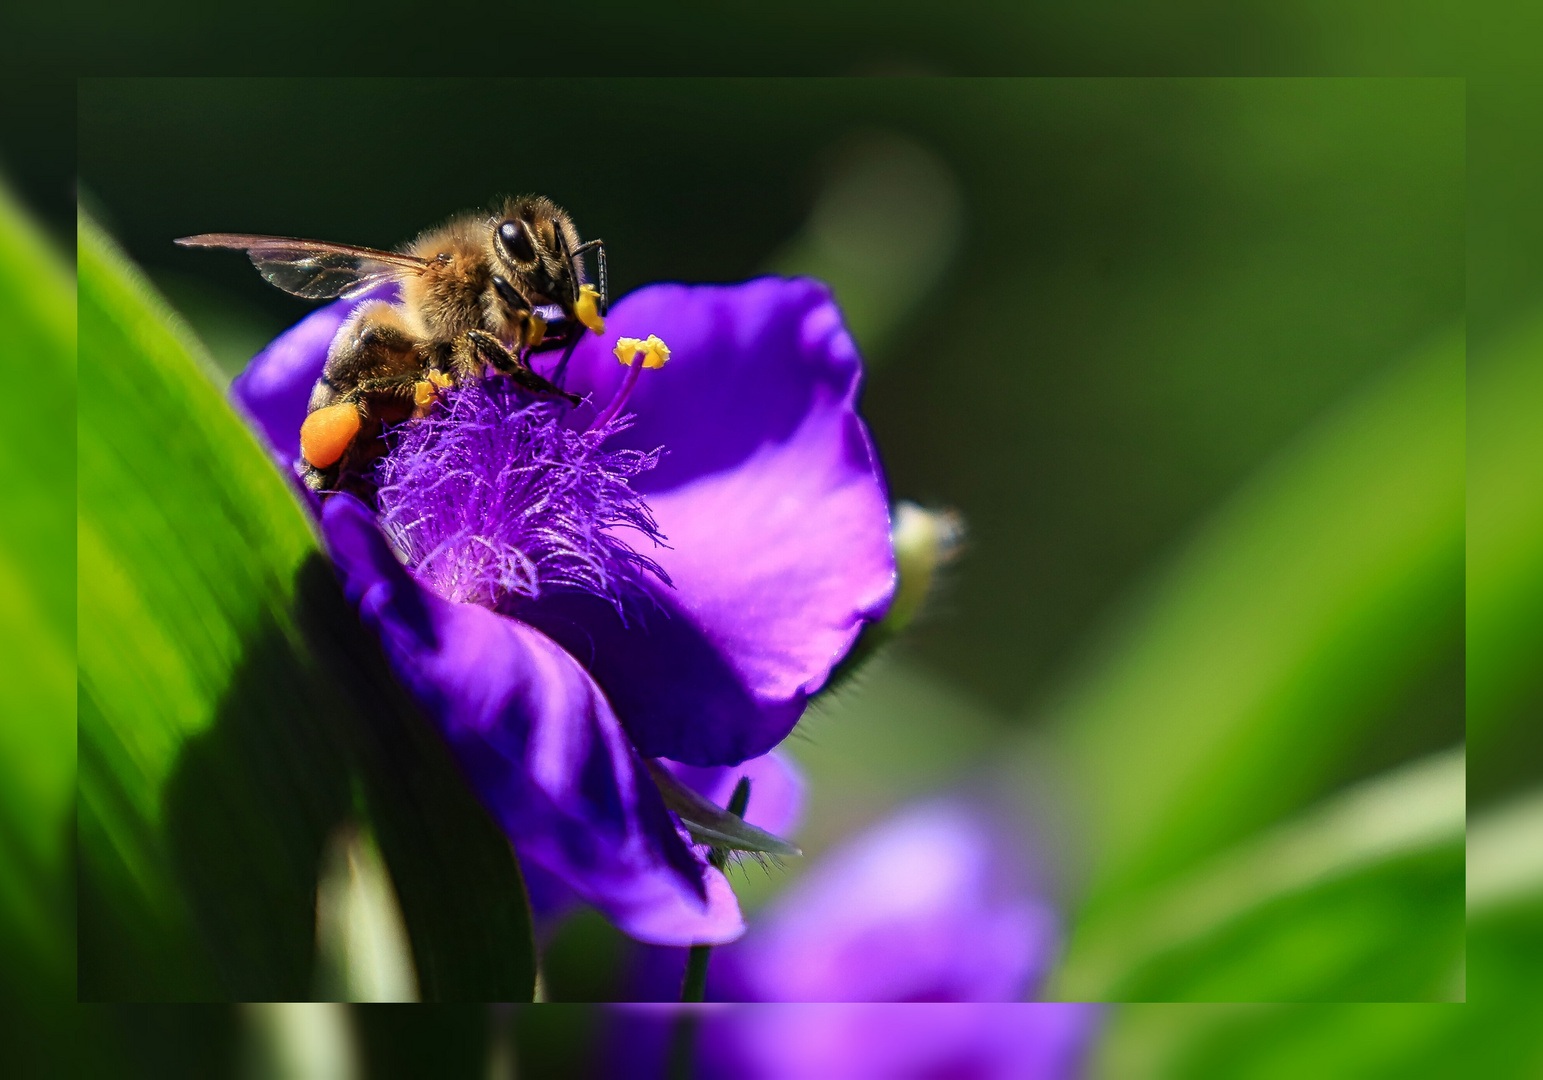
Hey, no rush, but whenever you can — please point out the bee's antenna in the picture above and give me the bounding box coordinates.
[596,241,608,315]
[572,239,608,315]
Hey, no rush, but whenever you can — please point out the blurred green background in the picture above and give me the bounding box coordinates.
[3,1,1481,77]
[13,73,1533,1075]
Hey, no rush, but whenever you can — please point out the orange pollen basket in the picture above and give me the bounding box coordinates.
[300,402,363,468]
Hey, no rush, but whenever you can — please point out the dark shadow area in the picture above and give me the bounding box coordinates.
[80,551,536,1001]
[539,907,637,1003]
[1326,606,1465,797]
[80,637,336,1000]
[3,1005,241,1080]
[0,810,74,1003]
[1471,678,1543,810]
[158,598,353,1000]
[354,1004,490,1078]
[77,597,353,1000]
[88,1006,241,1078]
[293,553,538,1002]
[513,1004,605,1080]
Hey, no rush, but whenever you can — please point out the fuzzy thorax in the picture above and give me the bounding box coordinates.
[375,378,669,615]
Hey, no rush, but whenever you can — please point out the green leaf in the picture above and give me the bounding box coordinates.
[77,212,535,1000]
[1044,329,1462,908]
[1468,308,1543,804]
[0,183,75,1001]
[1092,1002,1536,1080]
[1053,749,1463,1002]
[1468,785,1543,1012]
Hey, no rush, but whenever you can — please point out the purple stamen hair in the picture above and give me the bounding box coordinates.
[374,379,670,617]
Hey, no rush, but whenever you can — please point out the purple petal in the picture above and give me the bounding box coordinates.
[553,278,872,494]
[524,279,895,765]
[321,494,743,946]
[229,285,397,467]
[519,861,582,939]
[659,749,805,839]
[717,800,1059,1002]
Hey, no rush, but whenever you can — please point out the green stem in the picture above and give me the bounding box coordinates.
[666,1010,702,1080]
[679,944,712,1003]
[678,776,751,1005]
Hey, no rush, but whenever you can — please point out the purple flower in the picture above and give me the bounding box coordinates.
[721,800,1059,1002]
[606,1003,1102,1080]
[374,389,671,617]
[232,278,896,945]
[629,798,1060,1000]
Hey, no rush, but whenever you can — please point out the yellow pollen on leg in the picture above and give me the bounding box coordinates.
[412,381,435,416]
[574,285,606,335]
[523,312,548,347]
[412,370,454,417]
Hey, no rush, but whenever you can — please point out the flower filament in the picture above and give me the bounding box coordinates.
[589,335,671,432]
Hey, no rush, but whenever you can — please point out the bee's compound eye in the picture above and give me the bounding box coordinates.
[300,402,362,468]
[498,219,536,263]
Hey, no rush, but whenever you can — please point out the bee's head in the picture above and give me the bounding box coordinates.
[490,196,584,310]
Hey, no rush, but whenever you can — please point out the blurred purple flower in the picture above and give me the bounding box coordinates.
[608,1003,1101,1080]
[627,798,1060,1001]
[725,799,1059,1002]
[232,278,895,945]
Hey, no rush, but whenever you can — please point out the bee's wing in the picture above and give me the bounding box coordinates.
[175,234,430,300]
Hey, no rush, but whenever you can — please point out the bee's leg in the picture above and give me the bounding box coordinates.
[328,377,425,497]
[355,317,417,354]
[462,330,581,406]
[343,373,447,421]
[343,375,424,403]
[527,337,566,355]
[301,461,337,493]
[316,302,424,411]
[300,364,426,496]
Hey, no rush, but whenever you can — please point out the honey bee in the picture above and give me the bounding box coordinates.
[177,195,607,495]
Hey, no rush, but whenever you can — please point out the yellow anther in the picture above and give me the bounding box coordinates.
[412,371,454,417]
[640,334,670,368]
[614,334,671,369]
[614,338,642,366]
[523,312,548,347]
[574,285,606,335]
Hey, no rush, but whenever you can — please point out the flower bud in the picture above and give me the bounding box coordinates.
[884,501,964,636]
